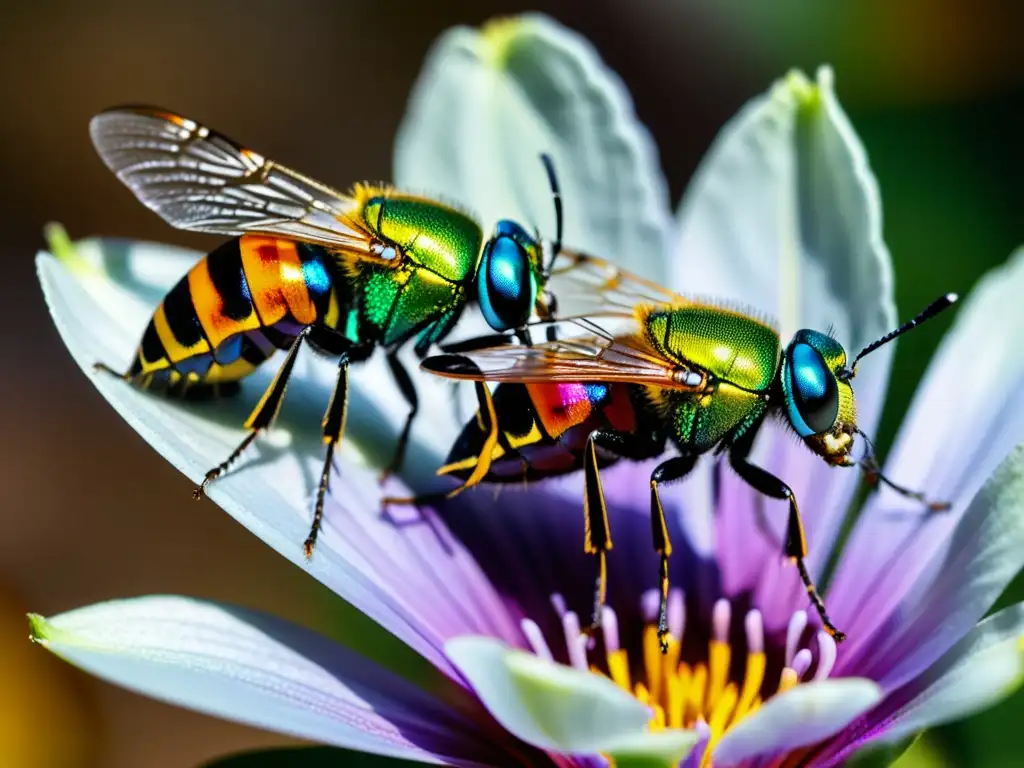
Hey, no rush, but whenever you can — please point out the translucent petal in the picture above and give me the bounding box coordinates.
[711,678,882,765]
[394,14,672,282]
[878,602,1024,744]
[837,443,1024,690]
[672,68,896,573]
[831,248,1024,673]
[29,597,500,765]
[445,635,655,754]
[604,729,702,768]
[37,238,519,677]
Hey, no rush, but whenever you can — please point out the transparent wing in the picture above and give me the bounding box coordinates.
[423,317,706,391]
[90,106,369,248]
[541,250,690,319]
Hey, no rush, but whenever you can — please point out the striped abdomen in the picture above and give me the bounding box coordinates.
[440,381,639,483]
[128,235,343,392]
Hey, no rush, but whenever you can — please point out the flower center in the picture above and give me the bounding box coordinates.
[522,591,837,765]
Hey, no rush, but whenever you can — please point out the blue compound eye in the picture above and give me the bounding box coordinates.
[783,342,839,436]
[478,230,537,331]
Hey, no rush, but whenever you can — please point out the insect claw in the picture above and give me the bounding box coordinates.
[302,536,317,560]
[825,625,847,643]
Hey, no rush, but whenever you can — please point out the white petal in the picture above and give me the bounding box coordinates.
[712,678,882,765]
[37,239,517,677]
[830,248,1024,671]
[29,597,486,764]
[878,602,1024,744]
[672,68,896,567]
[446,635,654,754]
[673,66,894,348]
[395,14,672,282]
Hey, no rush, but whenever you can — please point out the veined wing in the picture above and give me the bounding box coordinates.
[423,319,707,391]
[91,106,369,249]
[540,249,690,319]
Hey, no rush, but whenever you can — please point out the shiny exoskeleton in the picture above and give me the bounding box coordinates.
[421,295,957,650]
[89,106,557,557]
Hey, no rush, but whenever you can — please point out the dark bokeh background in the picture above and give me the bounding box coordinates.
[1,1,1022,766]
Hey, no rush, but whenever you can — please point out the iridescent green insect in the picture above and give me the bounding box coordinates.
[420,292,958,650]
[89,106,567,557]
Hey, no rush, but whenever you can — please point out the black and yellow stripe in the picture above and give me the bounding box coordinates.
[126,235,342,393]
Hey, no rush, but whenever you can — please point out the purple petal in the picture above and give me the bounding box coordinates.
[439,461,720,661]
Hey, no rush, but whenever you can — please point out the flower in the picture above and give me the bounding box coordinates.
[31,13,1024,768]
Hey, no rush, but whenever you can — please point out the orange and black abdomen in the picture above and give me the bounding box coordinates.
[440,381,640,483]
[127,235,343,394]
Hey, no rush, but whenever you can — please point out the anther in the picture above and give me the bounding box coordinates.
[785,610,808,667]
[521,618,554,662]
[561,611,588,670]
[712,599,731,643]
[791,648,813,680]
[668,588,686,641]
[601,605,620,654]
[744,609,764,655]
[813,631,837,681]
[641,588,660,624]
[550,593,568,617]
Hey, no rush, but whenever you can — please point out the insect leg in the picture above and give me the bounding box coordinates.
[193,327,310,501]
[729,430,846,643]
[93,362,132,380]
[855,429,950,512]
[650,453,699,652]
[305,348,351,559]
[379,350,419,482]
[582,430,613,637]
[382,379,500,507]
[578,429,666,637]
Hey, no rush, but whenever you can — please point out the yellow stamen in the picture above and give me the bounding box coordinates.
[732,651,766,725]
[687,662,708,723]
[607,648,631,692]
[667,669,685,729]
[643,625,664,701]
[662,636,681,707]
[702,683,739,768]
[634,681,650,706]
[582,606,820,757]
[651,703,666,731]
[778,667,799,694]
[707,639,731,711]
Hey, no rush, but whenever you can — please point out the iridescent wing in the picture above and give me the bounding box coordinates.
[90,106,369,249]
[423,317,707,391]
[540,250,691,320]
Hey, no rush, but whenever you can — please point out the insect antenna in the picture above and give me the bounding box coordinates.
[854,427,950,512]
[540,153,563,275]
[839,292,958,380]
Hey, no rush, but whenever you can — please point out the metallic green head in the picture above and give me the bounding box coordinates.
[781,329,856,465]
[475,219,545,332]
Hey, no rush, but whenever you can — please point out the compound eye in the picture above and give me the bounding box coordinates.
[785,343,839,436]
[479,234,537,331]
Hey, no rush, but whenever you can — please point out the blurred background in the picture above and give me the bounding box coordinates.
[1,1,1021,766]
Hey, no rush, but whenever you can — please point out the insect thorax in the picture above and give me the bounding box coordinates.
[350,189,484,347]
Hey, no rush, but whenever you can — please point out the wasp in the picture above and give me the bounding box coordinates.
[418,284,957,650]
[89,106,575,557]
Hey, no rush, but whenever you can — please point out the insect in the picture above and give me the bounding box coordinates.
[88,106,568,557]
[418,291,958,650]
